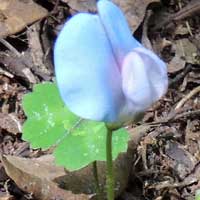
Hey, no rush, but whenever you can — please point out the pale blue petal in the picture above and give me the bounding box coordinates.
[54,13,125,122]
[97,0,141,68]
[119,47,168,119]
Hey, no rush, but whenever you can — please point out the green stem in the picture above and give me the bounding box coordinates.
[92,161,102,200]
[106,126,114,200]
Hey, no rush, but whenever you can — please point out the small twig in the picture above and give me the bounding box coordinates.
[173,0,200,22]
[0,67,14,78]
[0,39,21,57]
[175,109,200,120]
[154,0,200,30]
[145,108,200,126]
[175,85,200,110]
[51,0,60,14]
[178,0,193,36]
[148,177,197,190]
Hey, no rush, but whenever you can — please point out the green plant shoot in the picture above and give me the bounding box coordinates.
[22,82,129,171]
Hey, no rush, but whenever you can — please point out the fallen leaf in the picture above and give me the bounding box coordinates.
[165,141,197,179]
[113,0,160,31]
[0,194,15,200]
[174,24,190,36]
[0,155,90,200]
[0,0,48,38]
[63,0,160,31]
[167,38,199,73]
[175,38,199,65]
[0,113,21,134]
[1,153,131,199]
[0,52,37,84]
[63,0,97,12]
[168,53,186,73]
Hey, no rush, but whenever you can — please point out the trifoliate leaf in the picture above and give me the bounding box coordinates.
[22,82,129,171]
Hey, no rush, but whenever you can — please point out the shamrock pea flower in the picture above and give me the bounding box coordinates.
[54,0,168,123]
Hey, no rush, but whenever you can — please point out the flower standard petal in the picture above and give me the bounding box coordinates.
[54,13,125,122]
[97,0,141,68]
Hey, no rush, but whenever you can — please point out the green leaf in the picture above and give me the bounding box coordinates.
[54,122,128,170]
[196,190,200,200]
[22,82,75,149]
[22,82,129,171]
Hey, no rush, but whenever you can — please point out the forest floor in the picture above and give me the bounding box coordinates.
[0,0,200,199]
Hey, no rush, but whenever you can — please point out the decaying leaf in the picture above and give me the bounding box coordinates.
[165,141,197,179]
[0,194,15,200]
[0,153,132,199]
[0,113,21,134]
[0,155,90,200]
[0,52,37,84]
[0,0,48,38]
[62,0,160,31]
[168,53,186,73]
[113,0,160,31]
[62,0,97,12]
[175,39,199,65]
[168,38,199,73]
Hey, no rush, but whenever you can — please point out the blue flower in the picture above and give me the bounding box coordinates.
[54,0,168,123]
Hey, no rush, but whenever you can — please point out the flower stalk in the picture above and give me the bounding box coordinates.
[106,126,114,200]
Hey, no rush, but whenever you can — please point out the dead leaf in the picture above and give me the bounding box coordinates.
[63,0,97,12]
[63,0,160,31]
[0,113,21,134]
[168,53,186,73]
[0,194,15,200]
[174,24,190,36]
[27,23,52,77]
[128,124,151,149]
[0,0,48,38]
[175,39,199,65]
[185,120,200,158]
[113,0,160,31]
[165,141,197,179]
[0,153,132,199]
[167,38,199,73]
[0,155,90,200]
[0,51,37,84]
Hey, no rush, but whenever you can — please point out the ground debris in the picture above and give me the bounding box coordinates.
[0,0,48,38]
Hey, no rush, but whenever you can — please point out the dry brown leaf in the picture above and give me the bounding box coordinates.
[113,0,160,31]
[0,153,132,199]
[0,155,90,200]
[62,0,160,31]
[63,0,97,12]
[0,194,15,200]
[165,141,197,179]
[168,38,199,73]
[168,53,186,73]
[175,39,199,65]
[0,113,21,134]
[0,0,48,38]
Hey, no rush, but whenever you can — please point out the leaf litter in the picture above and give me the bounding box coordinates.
[0,0,199,199]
